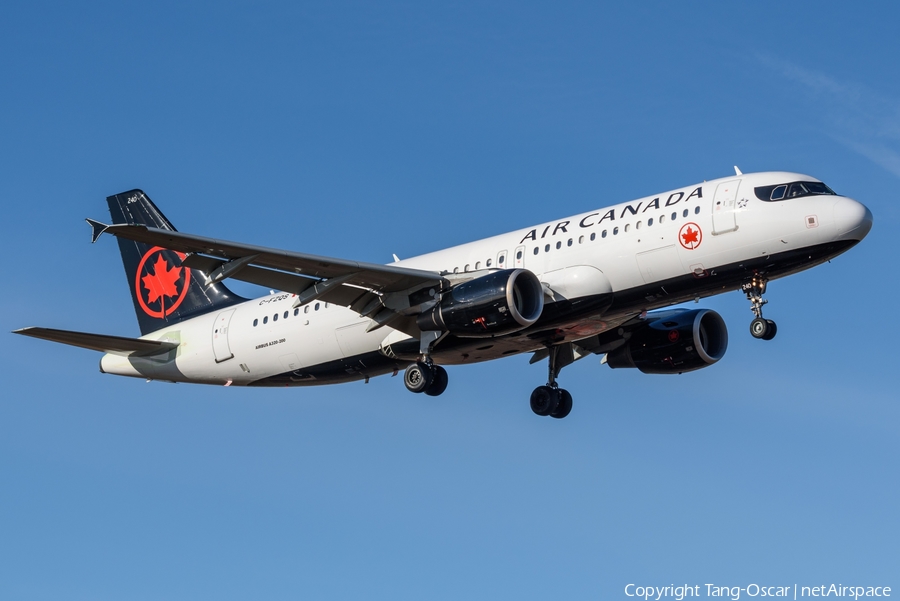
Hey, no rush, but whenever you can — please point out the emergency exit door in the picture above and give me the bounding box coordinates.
[212,308,236,363]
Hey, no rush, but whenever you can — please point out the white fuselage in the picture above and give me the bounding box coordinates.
[99,171,872,386]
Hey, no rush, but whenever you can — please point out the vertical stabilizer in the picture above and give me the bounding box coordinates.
[106,190,246,335]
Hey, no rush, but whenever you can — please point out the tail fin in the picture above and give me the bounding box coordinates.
[107,189,246,335]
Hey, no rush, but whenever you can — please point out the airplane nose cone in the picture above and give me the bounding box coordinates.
[833,197,873,241]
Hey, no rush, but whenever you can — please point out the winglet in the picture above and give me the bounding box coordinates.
[85,218,110,243]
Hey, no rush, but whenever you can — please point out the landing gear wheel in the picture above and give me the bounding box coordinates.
[550,389,572,419]
[750,317,769,339]
[424,365,448,396]
[743,276,777,341]
[404,362,434,393]
[530,385,560,416]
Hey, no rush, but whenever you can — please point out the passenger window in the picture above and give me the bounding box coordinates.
[498,254,505,264]
[671,212,677,220]
[475,261,481,270]
[263,316,268,324]
[694,206,700,214]
[659,214,665,223]
[602,230,607,238]
[533,247,539,255]
[567,238,573,246]
[315,303,320,311]
[294,308,299,316]
[613,227,619,235]
[624,224,631,233]
[636,221,642,230]
[545,244,550,252]
[556,241,562,249]
[486,258,492,267]
[516,250,522,259]
[453,267,459,273]
[273,313,278,322]
[590,232,596,241]
[324,303,329,309]
[683,209,688,218]
[304,305,309,314]
[578,235,584,244]
[648,218,654,226]
[253,318,258,327]
[464,264,470,272]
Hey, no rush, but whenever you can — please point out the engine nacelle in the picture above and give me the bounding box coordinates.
[606,309,728,374]
[417,269,544,337]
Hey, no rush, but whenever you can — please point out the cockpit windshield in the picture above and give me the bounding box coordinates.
[754,181,836,202]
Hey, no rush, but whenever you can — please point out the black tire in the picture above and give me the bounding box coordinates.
[749,317,769,339]
[762,319,777,341]
[424,365,448,397]
[530,386,559,416]
[550,389,573,419]
[404,362,433,393]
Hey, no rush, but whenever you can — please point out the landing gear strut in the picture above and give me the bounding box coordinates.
[403,330,449,396]
[742,275,777,340]
[530,344,573,419]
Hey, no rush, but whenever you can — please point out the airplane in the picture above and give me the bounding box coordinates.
[14,169,872,418]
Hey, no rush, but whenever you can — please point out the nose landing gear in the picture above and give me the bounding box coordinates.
[742,276,777,340]
[530,344,574,419]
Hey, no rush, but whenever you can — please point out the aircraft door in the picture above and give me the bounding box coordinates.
[514,245,525,268]
[712,179,740,235]
[212,308,236,363]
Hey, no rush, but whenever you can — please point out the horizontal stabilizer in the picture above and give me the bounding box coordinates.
[13,327,179,356]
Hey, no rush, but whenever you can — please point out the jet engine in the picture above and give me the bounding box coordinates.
[417,269,544,337]
[606,309,728,374]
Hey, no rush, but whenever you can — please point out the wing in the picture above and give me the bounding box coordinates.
[13,327,179,356]
[88,221,449,334]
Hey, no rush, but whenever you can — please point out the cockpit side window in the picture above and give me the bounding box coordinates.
[787,183,809,198]
[754,181,836,202]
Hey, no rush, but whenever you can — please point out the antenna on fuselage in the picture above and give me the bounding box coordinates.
[734,166,743,176]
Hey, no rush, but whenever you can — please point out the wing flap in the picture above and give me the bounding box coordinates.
[13,327,179,356]
[182,254,319,295]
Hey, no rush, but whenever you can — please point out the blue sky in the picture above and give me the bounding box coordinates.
[1,2,898,599]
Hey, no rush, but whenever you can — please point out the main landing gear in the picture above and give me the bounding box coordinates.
[530,344,573,419]
[742,275,777,341]
[403,330,449,397]
[404,360,448,397]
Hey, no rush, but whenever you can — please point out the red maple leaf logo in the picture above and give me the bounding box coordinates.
[681,227,699,245]
[679,223,702,249]
[142,255,182,304]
